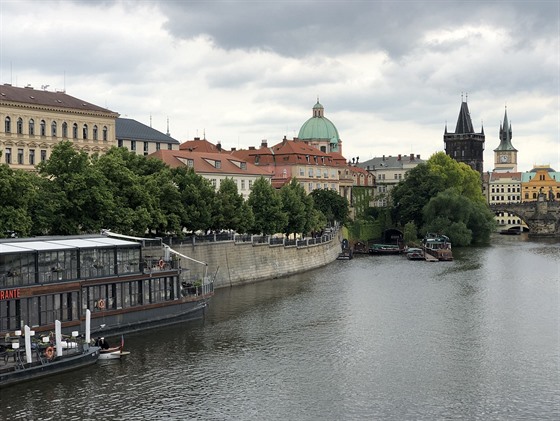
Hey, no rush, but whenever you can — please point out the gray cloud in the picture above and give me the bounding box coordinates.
[157,1,558,58]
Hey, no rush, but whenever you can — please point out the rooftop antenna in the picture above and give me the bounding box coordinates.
[63,71,66,93]
[150,114,152,127]
[461,92,463,102]
[166,117,170,136]
[465,92,468,102]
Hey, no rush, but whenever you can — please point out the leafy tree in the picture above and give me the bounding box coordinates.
[391,152,493,244]
[280,178,307,237]
[213,178,253,233]
[92,148,156,235]
[36,141,112,234]
[0,165,37,237]
[172,167,215,233]
[310,189,349,226]
[422,189,495,245]
[403,221,418,245]
[247,177,287,235]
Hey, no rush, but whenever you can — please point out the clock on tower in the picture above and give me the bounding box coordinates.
[499,154,508,163]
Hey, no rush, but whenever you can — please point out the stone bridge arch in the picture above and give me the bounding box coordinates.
[490,196,560,237]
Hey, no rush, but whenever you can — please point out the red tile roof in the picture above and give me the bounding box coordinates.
[148,149,272,177]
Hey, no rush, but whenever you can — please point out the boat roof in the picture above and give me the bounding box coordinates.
[0,236,139,255]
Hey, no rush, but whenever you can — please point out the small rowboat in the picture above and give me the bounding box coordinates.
[95,337,130,361]
[98,346,130,360]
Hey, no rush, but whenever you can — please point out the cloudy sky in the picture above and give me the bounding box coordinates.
[1,0,558,172]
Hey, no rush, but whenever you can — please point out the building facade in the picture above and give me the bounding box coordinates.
[521,165,560,202]
[116,118,179,156]
[359,154,424,207]
[444,98,485,174]
[0,84,118,170]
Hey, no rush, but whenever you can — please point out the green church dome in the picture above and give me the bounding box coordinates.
[298,101,340,142]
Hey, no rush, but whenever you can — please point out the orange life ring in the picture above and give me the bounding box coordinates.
[158,259,165,269]
[44,346,54,360]
[98,299,106,309]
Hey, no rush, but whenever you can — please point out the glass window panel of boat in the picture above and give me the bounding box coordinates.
[144,280,150,304]
[39,295,55,325]
[0,300,20,333]
[117,247,140,274]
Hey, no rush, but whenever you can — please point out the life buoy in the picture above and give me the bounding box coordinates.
[44,346,54,360]
[97,299,106,309]
[158,259,165,269]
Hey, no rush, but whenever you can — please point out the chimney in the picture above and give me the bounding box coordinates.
[249,146,255,150]
[231,147,236,152]
[194,137,200,141]
[398,154,401,161]
[410,153,414,161]
[382,155,385,161]
[216,142,222,151]
[261,139,268,148]
[417,154,420,159]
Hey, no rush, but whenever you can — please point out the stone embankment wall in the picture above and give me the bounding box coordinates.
[172,231,343,289]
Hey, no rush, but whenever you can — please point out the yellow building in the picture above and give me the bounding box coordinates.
[521,165,560,202]
[1,84,119,170]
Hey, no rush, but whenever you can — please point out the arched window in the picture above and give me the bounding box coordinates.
[102,126,108,141]
[82,124,88,140]
[72,123,78,139]
[40,120,46,136]
[4,116,11,133]
[93,125,98,141]
[17,118,23,134]
[62,122,68,138]
[29,119,35,135]
[51,121,57,137]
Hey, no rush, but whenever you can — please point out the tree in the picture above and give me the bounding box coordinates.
[213,178,253,233]
[0,165,37,237]
[36,141,113,234]
[422,189,495,245]
[309,189,349,226]
[171,167,215,233]
[280,178,307,237]
[391,152,494,244]
[247,177,287,235]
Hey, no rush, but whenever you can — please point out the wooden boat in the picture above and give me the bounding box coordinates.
[368,244,403,255]
[405,248,425,260]
[96,337,130,360]
[422,233,453,261]
[0,316,100,388]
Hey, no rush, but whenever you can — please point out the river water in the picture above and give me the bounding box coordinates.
[1,234,558,420]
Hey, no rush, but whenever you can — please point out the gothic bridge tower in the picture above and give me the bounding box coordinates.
[444,96,485,174]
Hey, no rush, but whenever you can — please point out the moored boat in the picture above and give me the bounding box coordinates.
[0,315,100,388]
[368,244,403,255]
[0,233,215,340]
[405,247,425,260]
[422,233,453,261]
[96,336,130,360]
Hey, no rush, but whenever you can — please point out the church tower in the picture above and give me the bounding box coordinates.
[493,107,518,172]
[444,96,485,174]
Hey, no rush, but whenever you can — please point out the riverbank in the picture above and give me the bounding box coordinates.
[166,230,344,288]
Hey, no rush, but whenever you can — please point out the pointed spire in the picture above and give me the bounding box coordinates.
[455,100,474,134]
[495,106,516,152]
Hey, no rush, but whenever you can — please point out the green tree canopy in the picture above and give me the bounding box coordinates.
[391,152,495,245]
[309,188,349,225]
[247,177,287,235]
[0,165,37,237]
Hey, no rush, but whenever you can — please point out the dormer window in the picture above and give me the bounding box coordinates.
[215,160,221,169]
[240,162,247,170]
